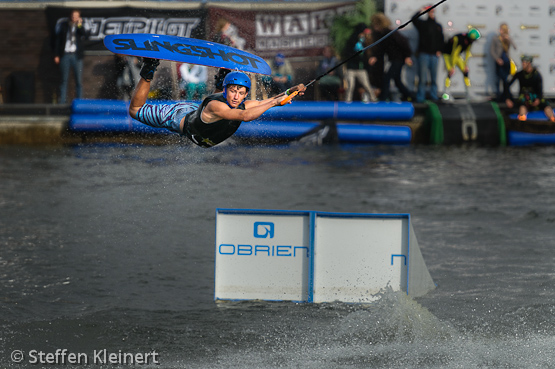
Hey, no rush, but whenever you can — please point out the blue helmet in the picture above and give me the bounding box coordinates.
[223,71,251,92]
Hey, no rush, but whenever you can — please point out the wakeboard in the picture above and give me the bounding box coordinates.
[104,33,271,75]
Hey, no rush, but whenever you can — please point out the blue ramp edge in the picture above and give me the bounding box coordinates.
[508,112,549,120]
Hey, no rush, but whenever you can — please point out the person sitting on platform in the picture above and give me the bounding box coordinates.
[317,45,342,101]
[506,55,555,122]
[263,53,294,96]
[128,58,306,148]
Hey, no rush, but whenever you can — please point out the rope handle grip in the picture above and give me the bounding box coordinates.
[279,90,299,106]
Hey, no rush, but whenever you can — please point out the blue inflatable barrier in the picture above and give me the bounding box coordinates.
[259,101,414,121]
[508,131,555,146]
[337,123,412,144]
[69,114,130,133]
[69,114,168,134]
[68,99,416,144]
[72,99,128,115]
[71,99,414,122]
[235,121,320,140]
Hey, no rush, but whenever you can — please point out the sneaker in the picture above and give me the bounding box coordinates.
[518,114,527,121]
[464,77,471,87]
[140,58,160,82]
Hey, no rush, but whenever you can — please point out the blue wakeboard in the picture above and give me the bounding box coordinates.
[104,34,271,75]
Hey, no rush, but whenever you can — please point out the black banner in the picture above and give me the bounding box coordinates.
[45,6,207,51]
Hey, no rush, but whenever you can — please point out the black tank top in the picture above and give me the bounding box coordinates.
[184,93,245,148]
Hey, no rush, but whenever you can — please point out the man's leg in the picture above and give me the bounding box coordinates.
[518,104,528,121]
[345,70,356,102]
[429,55,439,101]
[59,55,71,104]
[74,56,84,99]
[356,70,376,102]
[544,105,555,122]
[416,54,428,103]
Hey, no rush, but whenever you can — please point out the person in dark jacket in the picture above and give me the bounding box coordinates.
[370,13,414,102]
[506,55,555,122]
[412,5,444,102]
[128,59,306,148]
[53,9,90,103]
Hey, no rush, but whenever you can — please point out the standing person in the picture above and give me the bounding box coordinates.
[53,9,90,104]
[317,46,342,101]
[263,53,294,96]
[212,18,246,93]
[179,63,208,101]
[370,13,414,102]
[342,23,377,103]
[128,58,306,148]
[402,25,420,98]
[506,55,555,122]
[115,55,140,101]
[443,28,481,89]
[489,23,516,102]
[412,5,444,103]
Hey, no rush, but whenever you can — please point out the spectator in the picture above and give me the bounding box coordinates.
[212,18,245,93]
[179,63,208,101]
[489,23,516,102]
[443,28,481,89]
[317,46,342,101]
[115,55,140,101]
[367,18,385,100]
[412,5,444,103]
[53,9,90,104]
[370,13,415,102]
[342,23,377,103]
[213,18,245,51]
[401,25,420,98]
[506,55,555,122]
[263,53,294,96]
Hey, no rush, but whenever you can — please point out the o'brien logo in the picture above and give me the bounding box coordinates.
[111,38,265,70]
[218,221,309,257]
[253,222,274,238]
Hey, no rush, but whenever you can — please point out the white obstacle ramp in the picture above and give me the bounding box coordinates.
[215,209,435,303]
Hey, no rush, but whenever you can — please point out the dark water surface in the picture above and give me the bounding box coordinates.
[1,143,554,368]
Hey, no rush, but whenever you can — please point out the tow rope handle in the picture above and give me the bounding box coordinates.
[280,90,299,106]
